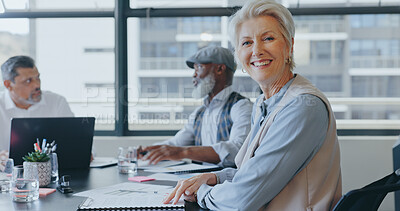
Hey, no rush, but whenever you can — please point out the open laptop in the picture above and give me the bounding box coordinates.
[9,117,95,170]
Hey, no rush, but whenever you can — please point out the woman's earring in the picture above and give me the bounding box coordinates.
[286,57,292,64]
[241,69,246,73]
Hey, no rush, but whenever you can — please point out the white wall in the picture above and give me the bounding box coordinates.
[93,135,399,211]
[339,136,398,211]
[92,136,168,157]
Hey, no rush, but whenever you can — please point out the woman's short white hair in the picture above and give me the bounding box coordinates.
[228,0,296,71]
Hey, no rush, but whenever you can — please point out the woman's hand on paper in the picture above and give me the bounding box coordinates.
[163,173,217,205]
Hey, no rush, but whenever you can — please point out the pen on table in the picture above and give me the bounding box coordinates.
[117,189,159,194]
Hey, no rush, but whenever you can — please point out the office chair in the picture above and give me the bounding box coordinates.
[333,168,400,211]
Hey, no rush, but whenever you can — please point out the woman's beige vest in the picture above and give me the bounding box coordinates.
[235,75,342,211]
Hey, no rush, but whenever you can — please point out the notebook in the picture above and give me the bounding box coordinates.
[9,117,95,170]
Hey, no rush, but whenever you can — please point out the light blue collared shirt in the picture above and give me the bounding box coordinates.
[196,77,329,210]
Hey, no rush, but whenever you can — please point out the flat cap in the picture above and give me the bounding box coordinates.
[186,46,237,72]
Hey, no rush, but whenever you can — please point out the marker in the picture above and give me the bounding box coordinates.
[42,139,47,152]
[35,143,41,152]
[51,144,57,152]
[43,143,48,154]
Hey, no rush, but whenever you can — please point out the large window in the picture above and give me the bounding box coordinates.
[1,0,399,135]
[0,19,29,74]
[1,0,114,10]
[0,1,115,131]
[127,16,237,130]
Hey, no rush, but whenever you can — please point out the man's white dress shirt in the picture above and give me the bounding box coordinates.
[0,90,74,151]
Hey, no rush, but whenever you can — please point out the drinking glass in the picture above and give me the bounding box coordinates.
[50,152,59,183]
[117,146,138,174]
[11,165,39,202]
[0,158,14,192]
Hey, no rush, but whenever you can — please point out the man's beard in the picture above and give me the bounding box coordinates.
[192,73,216,99]
[23,90,42,105]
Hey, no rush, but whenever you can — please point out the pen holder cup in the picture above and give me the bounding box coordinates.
[23,161,51,187]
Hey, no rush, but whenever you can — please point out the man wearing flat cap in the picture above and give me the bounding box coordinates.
[139,46,252,168]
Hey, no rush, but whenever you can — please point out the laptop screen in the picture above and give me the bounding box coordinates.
[9,117,95,170]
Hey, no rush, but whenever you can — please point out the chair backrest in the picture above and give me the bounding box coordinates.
[393,136,400,211]
[333,169,400,211]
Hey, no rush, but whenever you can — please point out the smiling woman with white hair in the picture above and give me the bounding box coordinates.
[163,0,342,210]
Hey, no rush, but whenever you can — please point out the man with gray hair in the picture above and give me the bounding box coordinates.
[139,46,253,168]
[0,55,74,170]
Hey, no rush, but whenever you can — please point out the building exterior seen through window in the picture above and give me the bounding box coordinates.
[0,0,399,132]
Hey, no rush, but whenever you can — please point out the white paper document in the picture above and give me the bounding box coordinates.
[144,163,221,173]
[90,158,184,169]
[75,182,184,209]
[148,173,200,181]
[137,160,185,169]
[90,157,118,168]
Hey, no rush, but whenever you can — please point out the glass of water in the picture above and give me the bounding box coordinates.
[11,165,39,202]
[0,158,14,192]
[117,147,138,174]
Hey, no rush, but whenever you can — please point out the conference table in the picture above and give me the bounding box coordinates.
[0,166,206,211]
